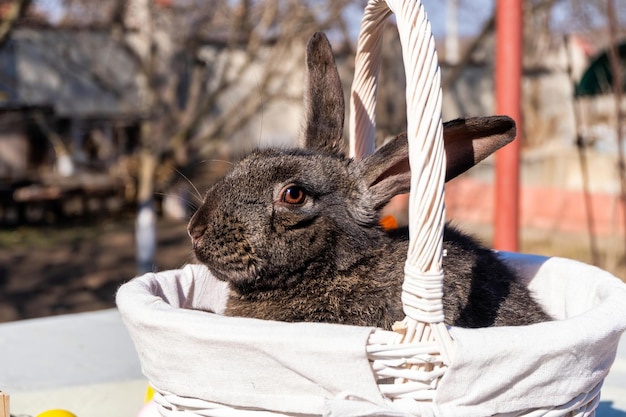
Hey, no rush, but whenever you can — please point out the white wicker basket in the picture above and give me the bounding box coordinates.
[116,0,626,416]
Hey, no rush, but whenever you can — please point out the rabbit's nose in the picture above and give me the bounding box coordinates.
[188,224,207,246]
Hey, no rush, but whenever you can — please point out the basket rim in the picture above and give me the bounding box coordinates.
[116,253,626,416]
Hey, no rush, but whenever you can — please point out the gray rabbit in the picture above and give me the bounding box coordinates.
[188,32,551,330]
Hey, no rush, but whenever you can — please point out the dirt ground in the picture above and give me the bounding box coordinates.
[1,214,625,323]
[0,215,192,322]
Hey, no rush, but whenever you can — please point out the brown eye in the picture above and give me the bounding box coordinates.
[281,185,307,205]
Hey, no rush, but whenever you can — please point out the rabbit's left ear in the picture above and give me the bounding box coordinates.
[443,116,516,181]
[358,116,517,210]
[301,32,346,155]
[360,115,517,187]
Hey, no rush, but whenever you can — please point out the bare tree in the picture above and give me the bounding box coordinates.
[45,0,356,272]
[0,0,32,46]
[606,0,626,266]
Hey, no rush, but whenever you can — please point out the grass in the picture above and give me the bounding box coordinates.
[0,216,134,249]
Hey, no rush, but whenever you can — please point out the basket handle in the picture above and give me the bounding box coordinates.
[349,0,453,359]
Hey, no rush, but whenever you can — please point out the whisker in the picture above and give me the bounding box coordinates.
[174,168,203,202]
[258,99,264,145]
[204,159,234,167]
[155,192,199,213]
[179,252,198,270]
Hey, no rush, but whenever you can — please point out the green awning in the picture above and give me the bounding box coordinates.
[575,40,626,97]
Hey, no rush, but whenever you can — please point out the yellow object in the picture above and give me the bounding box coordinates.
[36,410,77,417]
[145,385,155,403]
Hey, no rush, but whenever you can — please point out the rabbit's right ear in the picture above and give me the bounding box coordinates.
[358,135,411,211]
[301,32,346,154]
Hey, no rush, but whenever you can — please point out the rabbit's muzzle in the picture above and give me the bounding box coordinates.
[188,208,260,284]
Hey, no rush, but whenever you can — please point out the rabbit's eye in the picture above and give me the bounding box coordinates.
[281,185,307,205]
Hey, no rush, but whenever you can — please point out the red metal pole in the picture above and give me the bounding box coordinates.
[494,0,522,251]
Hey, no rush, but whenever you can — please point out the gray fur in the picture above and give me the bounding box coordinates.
[187,32,551,329]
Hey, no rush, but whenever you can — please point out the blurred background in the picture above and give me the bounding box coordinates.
[0,0,625,323]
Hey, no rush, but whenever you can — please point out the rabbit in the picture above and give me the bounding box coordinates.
[187,32,552,330]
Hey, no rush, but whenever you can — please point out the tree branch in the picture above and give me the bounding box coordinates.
[0,0,31,47]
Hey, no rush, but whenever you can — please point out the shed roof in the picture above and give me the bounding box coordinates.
[0,28,145,117]
[576,39,626,97]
